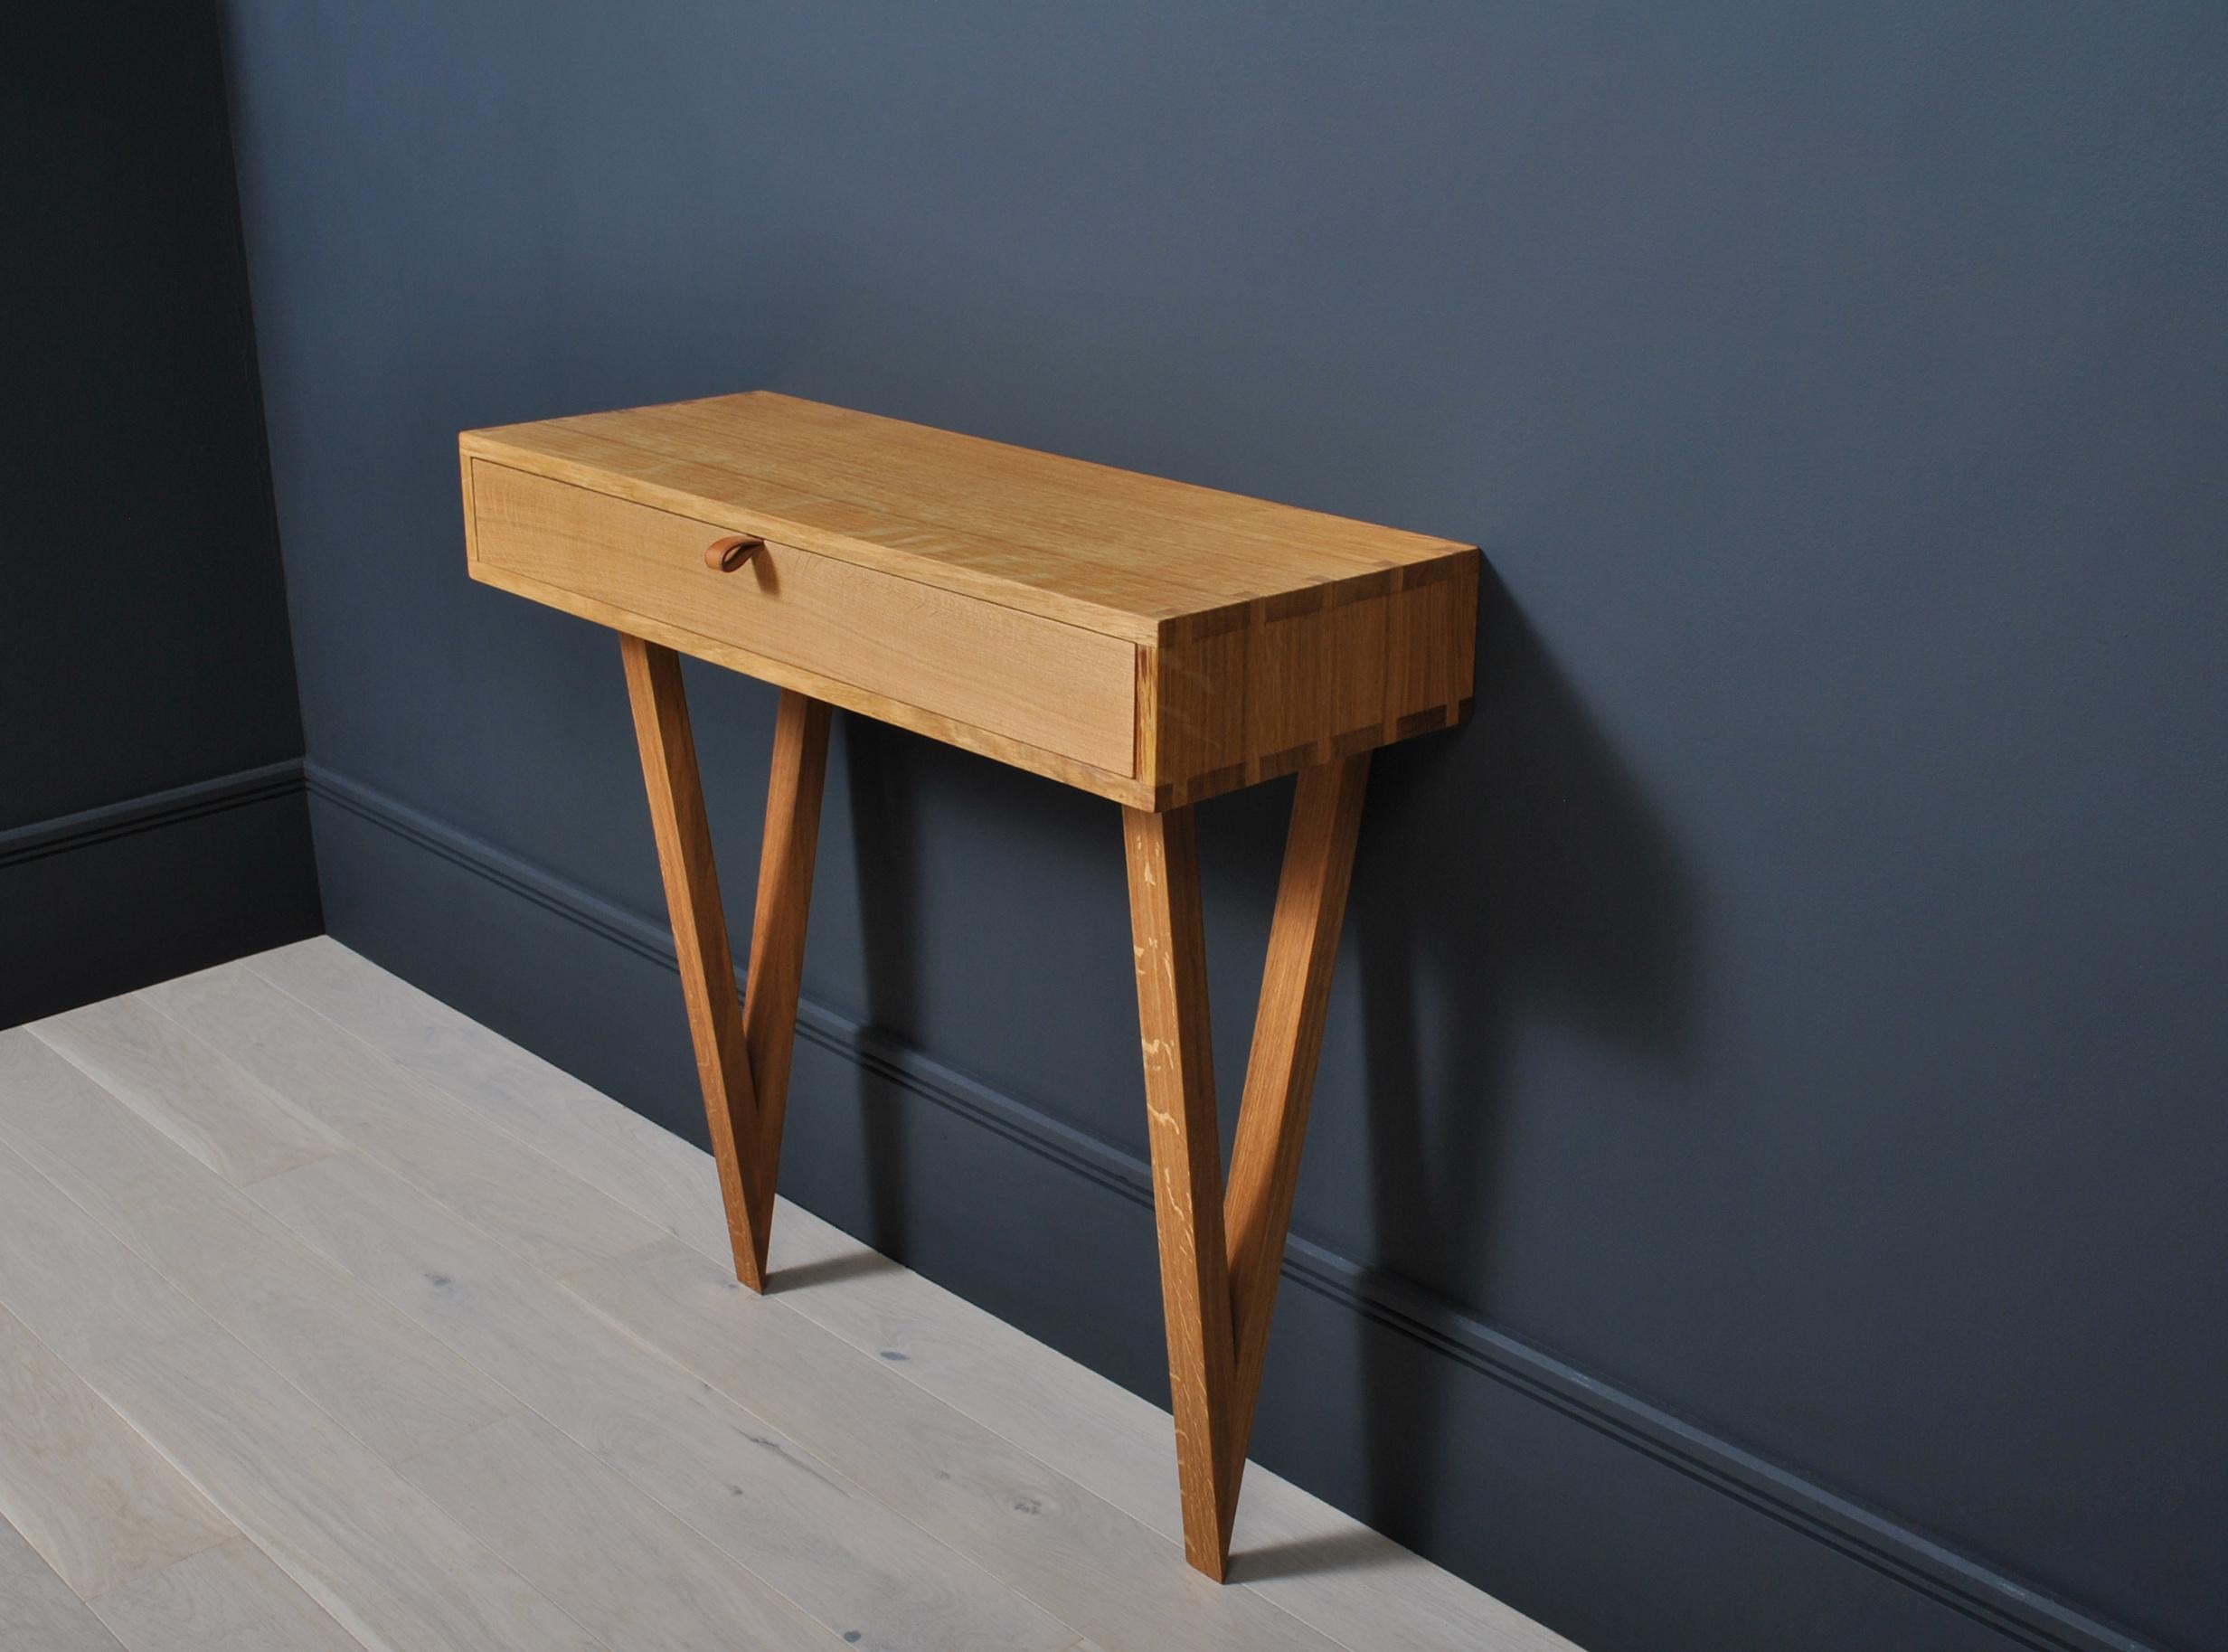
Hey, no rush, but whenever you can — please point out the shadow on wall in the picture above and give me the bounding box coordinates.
[845,719,923,1248]
[825,555,1697,1558]
[1353,562,1699,1548]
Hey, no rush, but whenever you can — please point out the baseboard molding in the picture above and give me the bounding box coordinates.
[2,760,321,1026]
[0,759,307,869]
[301,760,2157,1652]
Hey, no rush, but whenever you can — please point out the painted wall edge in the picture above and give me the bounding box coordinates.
[1,760,323,1027]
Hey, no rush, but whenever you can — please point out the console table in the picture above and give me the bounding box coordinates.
[458,392,1477,1579]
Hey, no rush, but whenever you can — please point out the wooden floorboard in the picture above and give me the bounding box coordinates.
[571,1237,1342,1652]
[0,1099,212,1372]
[88,1538,366,1652]
[0,1302,231,1600]
[396,1411,848,1652]
[86,1324,607,1652]
[32,995,339,1185]
[143,965,666,1276]
[0,938,1572,1652]
[760,1203,1568,1652]
[0,1031,516,1466]
[247,939,732,1259]
[247,1149,1078,1652]
[0,1515,127,1652]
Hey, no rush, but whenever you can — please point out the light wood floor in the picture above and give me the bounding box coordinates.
[0,939,1574,1652]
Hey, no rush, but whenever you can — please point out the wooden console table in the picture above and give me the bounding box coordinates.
[458,392,1477,1579]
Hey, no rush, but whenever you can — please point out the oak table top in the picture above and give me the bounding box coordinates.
[458,391,1477,1583]
[463,391,1476,808]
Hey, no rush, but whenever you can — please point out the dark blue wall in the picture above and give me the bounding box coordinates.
[221,6,2226,1650]
[1,3,317,1023]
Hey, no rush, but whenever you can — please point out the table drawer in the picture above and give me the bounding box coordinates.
[467,460,1137,776]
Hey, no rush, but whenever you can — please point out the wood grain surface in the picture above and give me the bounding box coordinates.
[462,391,1476,807]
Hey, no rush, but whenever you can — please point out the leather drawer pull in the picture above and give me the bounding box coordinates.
[704,534,764,572]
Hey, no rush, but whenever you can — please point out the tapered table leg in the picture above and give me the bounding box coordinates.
[1123,801,1242,1577]
[621,635,828,1291]
[1121,752,1370,1580]
[739,686,832,1273]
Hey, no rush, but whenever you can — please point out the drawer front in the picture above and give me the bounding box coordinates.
[469,460,1137,776]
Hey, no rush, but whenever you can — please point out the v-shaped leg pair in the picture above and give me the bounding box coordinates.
[620,636,828,1292]
[1124,754,1370,1580]
[624,628,1364,1579]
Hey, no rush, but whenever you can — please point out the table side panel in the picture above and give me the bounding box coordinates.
[1144,551,1477,805]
